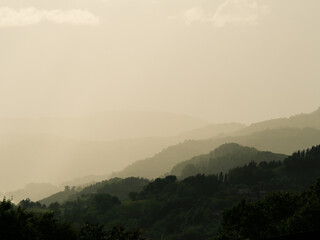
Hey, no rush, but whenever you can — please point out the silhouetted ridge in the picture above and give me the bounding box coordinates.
[171,143,286,178]
[40,177,149,206]
[115,128,320,179]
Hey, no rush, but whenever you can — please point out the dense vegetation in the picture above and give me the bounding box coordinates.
[6,144,320,239]
[40,177,149,206]
[216,178,320,239]
[0,199,77,240]
[0,199,145,240]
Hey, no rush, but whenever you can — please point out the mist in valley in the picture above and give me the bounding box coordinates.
[1,0,320,239]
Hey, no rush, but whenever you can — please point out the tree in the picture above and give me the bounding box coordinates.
[0,199,77,240]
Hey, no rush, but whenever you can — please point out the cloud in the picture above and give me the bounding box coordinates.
[181,0,269,27]
[183,7,206,25]
[0,7,100,27]
[211,0,270,27]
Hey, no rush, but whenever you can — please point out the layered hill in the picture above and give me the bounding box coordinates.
[35,144,320,240]
[0,134,173,192]
[115,128,320,179]
[234,107,320,136]
[177,123,245,140]
[170,143,287,178]
[5,108,320,199]
[0,121,245,193]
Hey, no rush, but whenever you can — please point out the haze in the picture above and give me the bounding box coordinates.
[1,2,320,237]
[0,0,320,194]
[1,0,319,123]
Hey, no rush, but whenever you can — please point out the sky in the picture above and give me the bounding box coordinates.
[1,0,320,124]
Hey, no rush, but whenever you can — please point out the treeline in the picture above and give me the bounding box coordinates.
[9,144,320,239]
[0,199,145,240]
[40,177,149,206]
[171,143,286,179]
[216,178,320,239]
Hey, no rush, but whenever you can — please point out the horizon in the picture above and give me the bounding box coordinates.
[0,107,319,126]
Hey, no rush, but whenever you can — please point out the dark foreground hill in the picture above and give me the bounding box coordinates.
[0,199,145,240]
[40,177,150,206]
[216,179,320,240]
[18,144,320,240]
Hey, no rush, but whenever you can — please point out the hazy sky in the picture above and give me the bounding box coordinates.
[1,0,319,123]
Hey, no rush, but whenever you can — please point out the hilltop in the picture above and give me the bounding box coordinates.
[170,143,287,178]
[235,107,320,136]
[115,127,320,179]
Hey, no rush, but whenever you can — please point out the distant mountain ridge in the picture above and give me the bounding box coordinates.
[114,107,320,179]
[5,108,320,199]
[115,128,320,179]
[177,123,246,140]
[0,134,174,192]
[235,108,320,136]
[0,121,245,192]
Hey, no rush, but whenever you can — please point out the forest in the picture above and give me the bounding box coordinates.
[2,144,320,240]
[2,1,319,239]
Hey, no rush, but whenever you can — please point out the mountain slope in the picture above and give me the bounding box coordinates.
[45,144,320,240]
[0,121,246,193]
[1,120,247,199]
[235,108,320,136]
[40,177,149,206]
[170,143,287,178]
[0,134,171,191]
[176,123,246,140]
[115,128,320,179]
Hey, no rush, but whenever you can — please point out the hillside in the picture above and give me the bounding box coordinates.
[1,121,245,195]
[235,108,320,136]
[216,179,320,240]
[176,123,246,140]
[39,187,78,207]
[40,177,150,206]
[0,134,176,192]
[0,110,208,192]
[170,143,287,178]
[115,128,320,179]
[5,109,320,197]
[115,139,218,179]
[32,144,320,240]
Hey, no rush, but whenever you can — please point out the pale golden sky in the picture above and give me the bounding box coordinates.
[1,0,320,123]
